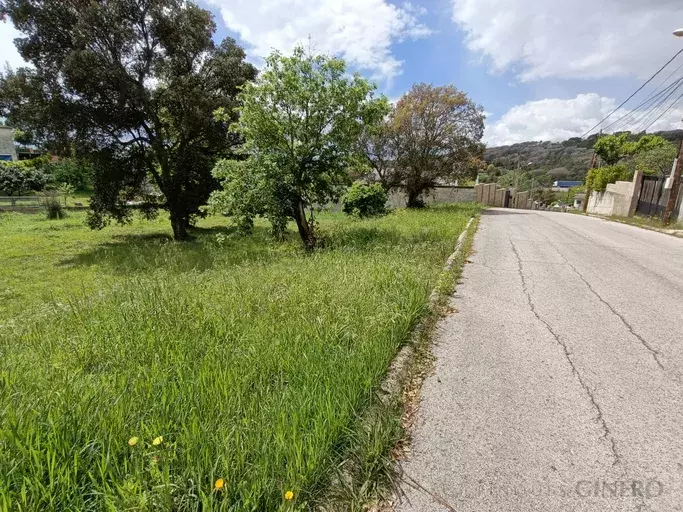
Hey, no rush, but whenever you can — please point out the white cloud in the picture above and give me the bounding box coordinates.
[452,0,683,81]
[485,93,683,146]
[0,20,28,70]
[206,0,431,80]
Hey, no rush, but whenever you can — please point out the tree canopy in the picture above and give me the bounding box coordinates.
[631,142,678,177]
[209,47,388,249]
[0,0,256,239]
[363,84,485,207]
[0,160,49,196]
[593,133,670,167]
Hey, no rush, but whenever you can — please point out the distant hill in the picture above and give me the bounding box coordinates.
[484,130,683,181]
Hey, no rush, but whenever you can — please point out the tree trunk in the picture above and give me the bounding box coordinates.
[406,188,424,208]
[170,210,190,241]
[293,200,316,250]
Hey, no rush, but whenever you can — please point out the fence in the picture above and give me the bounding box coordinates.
[584,170,682,222]
[0,196,42,207]
[474,183,536,210]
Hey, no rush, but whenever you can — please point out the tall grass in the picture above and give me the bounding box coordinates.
[0,204,479,510]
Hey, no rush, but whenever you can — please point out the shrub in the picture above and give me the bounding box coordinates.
[0,161,50,196]
[47,159,94,190]
[41,190,67,219]
[342,182,388,218]
[586,165,632,192]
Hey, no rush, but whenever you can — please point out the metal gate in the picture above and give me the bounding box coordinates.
[636,175,665,217]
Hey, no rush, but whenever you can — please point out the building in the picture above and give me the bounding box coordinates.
[0,126,18,162]
[552,180,582,190]
[573,193,586,209]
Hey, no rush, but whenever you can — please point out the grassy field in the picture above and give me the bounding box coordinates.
[0,204,479,511]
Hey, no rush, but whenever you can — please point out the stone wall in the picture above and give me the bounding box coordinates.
[587,171,642,217]
[387,186,476,208]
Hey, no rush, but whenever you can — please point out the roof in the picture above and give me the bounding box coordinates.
[553,180,583,188]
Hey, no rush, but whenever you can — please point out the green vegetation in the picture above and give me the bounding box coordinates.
[606,214,683,233]
[342,182,388,218]
[210,46,387,249]
[361,83,485,206]
[0,158,50,196]
[484,129,683,182]
[1,0,257,240]
[0,204,480,510]
[586,165,632,192]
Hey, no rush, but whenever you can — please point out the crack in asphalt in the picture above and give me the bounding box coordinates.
[531,213,670,372]
[508,234,621,468]
[551,242,666,371]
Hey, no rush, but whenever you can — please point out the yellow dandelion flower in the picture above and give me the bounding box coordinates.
[284,490,294,501]
[152,436,163,446]
[128,437,138,447]
[214,478,225,491]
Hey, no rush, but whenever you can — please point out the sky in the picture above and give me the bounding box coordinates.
[2,0,683,146]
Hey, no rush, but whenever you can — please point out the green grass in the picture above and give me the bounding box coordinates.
[607,214,683,232]
[0,204,480,511]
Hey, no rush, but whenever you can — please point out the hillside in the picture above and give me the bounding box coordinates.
[484,130,683,181]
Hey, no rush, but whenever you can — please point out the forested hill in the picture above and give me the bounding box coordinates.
[484,129,683,180]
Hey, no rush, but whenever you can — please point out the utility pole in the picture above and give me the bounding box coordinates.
[663,132,683,225]
[584,130,602,212]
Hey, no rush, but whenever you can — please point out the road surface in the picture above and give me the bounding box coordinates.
[397,209,683,512]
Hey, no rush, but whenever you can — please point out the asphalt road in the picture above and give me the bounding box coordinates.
[397,209,683,512]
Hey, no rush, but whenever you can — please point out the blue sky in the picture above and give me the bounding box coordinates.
[3,0,683,145]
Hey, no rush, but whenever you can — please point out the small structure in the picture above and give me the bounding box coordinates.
[0,126,18,162]
[573,193,586,210]
[586,171,642,217]
[553,180,582,190]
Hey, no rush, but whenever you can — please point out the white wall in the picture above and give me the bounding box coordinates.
[587,171,642,217]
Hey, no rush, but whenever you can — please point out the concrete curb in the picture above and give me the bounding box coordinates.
[378,216,475,405]
[577,211,683,238]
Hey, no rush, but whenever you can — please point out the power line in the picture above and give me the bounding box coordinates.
[630,77,683,132]
[607,75,683,133]
[640,90,683,132]
[580,48,683,138]
[601,76,683,133]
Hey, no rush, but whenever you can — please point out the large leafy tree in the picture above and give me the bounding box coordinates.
[593,133,669,167]
[210,47,388,249]
[0,161,49,197]
[357,113,401,191]
[0,0,256,240]
[631,142,678,177]
[369,84,485,207]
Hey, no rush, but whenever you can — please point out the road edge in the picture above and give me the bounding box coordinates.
[314,215,480,511]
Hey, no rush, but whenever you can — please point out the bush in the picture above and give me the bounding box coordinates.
[41,190,67,219]
[586,165,632,192]
[47,159,94,190]
[342,182,388,218]
[0,161,50,196]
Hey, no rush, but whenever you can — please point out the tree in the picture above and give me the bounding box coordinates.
[358,114,401,191]
[210,47,388,249]
[0,0,256,240]
[632,134,668,154]
[388,84,485,207]
[47,158,94,191]
[0,161,49,198]
[631,142,678,178]
[57,182,76,206]
[593,133,634,166]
